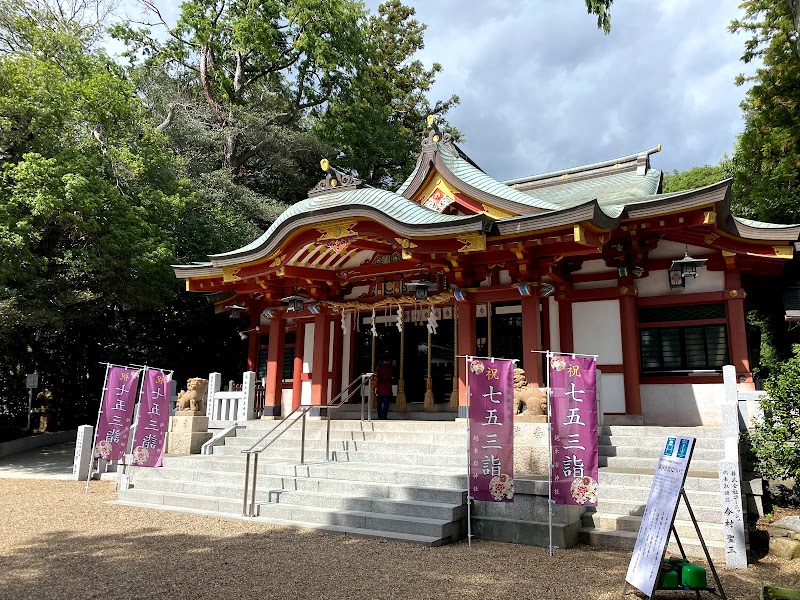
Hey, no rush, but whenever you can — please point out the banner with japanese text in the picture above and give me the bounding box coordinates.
[131,368,172,467]
[95,366,139,461]
[468,357,514,502]
[549,355,599,505]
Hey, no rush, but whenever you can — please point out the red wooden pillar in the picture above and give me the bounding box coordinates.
[291,322,305,411]
[725,271,752,386]
[246,312,259,372]
[457,302,476,418]
[521,295,543,386]
[619,293,642,415]
[331,315,343,401]
[263,314,285,419]
[311,309,331,406]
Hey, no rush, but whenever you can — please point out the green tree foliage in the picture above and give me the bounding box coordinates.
[662,163,730,194]
[749,345,800,481]
[112,0,366,205]
[585,0,612,34]
[313,0,459,188]
[730,1,800,223]
[0,7,194,332]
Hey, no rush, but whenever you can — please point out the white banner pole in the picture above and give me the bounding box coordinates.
[546,351,554,557]
[465,355,473,547]
[86,362,111,494]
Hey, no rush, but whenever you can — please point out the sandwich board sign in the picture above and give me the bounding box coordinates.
[624,436,695,597]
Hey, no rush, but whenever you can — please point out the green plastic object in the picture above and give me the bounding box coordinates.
[682,564,707,590]
[659,570,679,589]
[761,586,800,600]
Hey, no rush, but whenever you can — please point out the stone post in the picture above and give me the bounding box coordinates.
[239,371,256,421]
[72,425,93,481]
[207,372,221,420]
[719,364,748,569]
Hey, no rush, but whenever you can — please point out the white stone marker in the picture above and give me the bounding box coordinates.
[73,425,93,481]
[720,365,748,569]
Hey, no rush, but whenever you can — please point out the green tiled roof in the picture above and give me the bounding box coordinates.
[211,187,483,260]
[511,168,662,210]
[734,216,800,229]
[436,144,560,211]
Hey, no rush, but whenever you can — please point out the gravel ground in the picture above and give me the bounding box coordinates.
[1,479,798,600]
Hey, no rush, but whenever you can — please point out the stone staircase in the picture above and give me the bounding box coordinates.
[579,425,732,560]
[117,420,469,546]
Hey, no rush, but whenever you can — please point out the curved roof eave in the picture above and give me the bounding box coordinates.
[496,199,619,236]
[172,262,221,279]
[208,188,492,268]
[726,216,800,241]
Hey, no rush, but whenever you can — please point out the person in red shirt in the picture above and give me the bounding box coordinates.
[375,358,393,420]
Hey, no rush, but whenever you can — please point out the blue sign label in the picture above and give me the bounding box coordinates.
[677,438,690,459]
[664,437,676,456]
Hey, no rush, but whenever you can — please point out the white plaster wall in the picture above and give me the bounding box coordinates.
[599,373,626,413]
[301,380,312,405]
[302,323,315,373]
[498,269,511,285]
[641,383,725,426]
[647,240,709,260]
[572,300,623,364]
[341,313,352,391]
[575,259,616,275]
[548,297,560,353]
[280,388,293,417]
[343,284,370,300]
[636,268,724,297]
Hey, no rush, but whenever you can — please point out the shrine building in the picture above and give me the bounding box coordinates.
[173,122,800,426]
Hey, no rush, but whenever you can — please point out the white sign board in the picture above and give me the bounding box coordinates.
[26,372,39,389]
[625,436,696,597]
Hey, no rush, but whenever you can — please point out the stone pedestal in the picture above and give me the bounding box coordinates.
[166,414,211,455]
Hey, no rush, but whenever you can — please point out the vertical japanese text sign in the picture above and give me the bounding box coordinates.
[549,355,599,505]
[131,368,172,467]
[468,358,514,502]
[95,366,139,461]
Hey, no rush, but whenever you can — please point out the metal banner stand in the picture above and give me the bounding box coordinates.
[464,355,473,547]
[86,362,111,494]
[531,349,599,557]
[622,489,726,599]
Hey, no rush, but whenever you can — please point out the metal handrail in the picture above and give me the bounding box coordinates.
[240,373,372,517]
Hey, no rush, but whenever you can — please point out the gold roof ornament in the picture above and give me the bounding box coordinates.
[308,159,363,197]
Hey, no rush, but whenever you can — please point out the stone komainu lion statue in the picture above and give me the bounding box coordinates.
[176,378,208,413]
[513,369,547,416]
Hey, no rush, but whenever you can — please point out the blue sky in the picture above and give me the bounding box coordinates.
[114,1,755,181]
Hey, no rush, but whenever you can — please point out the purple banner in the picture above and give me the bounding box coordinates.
[549,355,599,506]
[131,368,171,467]
[468,357,515,502]
[95,366,139,461]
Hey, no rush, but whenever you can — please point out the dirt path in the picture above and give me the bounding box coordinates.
[1,479,798,599]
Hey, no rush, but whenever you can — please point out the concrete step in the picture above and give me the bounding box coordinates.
[582,512,726,542]
[131,477,465,521]
[132,466,467,504]
[591,498,722,523]
[112,499,447,546]
[212,445,467,468]
[221,436,467,457]
[597,484,720,506]
[241,420,467,434]
[598,445,724,461]
[597,470,720,492]
[598,455,719,474]
[598,426,723,439]
[577,527,726,561]
[157,455,468,489]
[253,501,461,541]
[232,428,468,444]
[598,434,724,450]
